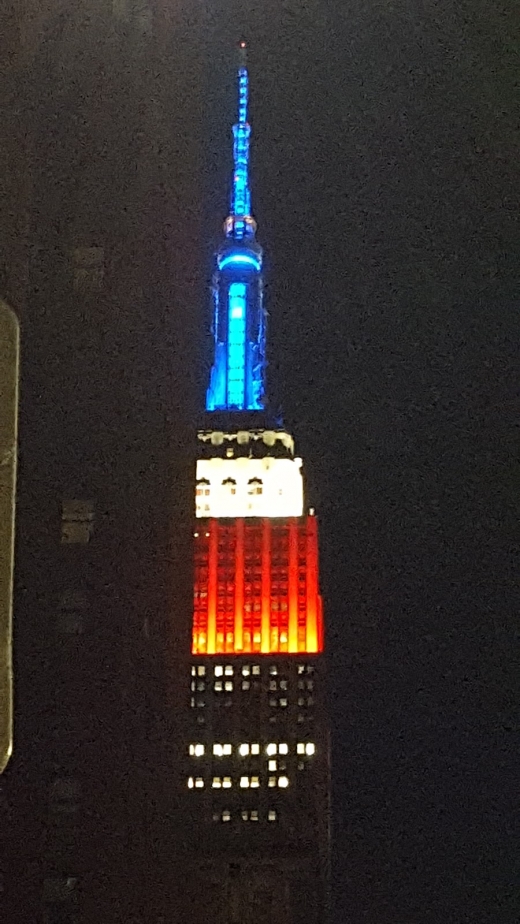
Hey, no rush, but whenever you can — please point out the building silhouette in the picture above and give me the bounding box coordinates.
[0,4,203,922]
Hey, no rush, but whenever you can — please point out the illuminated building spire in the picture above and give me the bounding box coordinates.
[225,40,257,242]
[206,42,266,413]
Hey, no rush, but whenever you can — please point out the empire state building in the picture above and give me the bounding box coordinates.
[183,44,329,924]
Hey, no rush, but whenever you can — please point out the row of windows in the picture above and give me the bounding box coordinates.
[214,809,278,823]
[187,775,290,789]
[196,478,264,496]
[191,664,315,678]
[192,678,315,692]
[190,694,314,710]
[192,712,314,726]
[189,742,315,757]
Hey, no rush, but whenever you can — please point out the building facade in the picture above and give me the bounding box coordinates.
[0,4,203,923]
[183,46,330,924]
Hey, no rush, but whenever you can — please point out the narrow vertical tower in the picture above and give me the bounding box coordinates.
[186,44,329,924]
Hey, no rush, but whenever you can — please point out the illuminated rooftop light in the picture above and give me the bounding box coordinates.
[218,252,261,272]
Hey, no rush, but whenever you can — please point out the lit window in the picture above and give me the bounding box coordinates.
[222,810,231,822]
[241,810,249,821]
[190,698,195,708]
[242,680,250,691]
[278,776,289,788]
[212,777,222,788]
[250,810,259,821]
[225,665,234,676]
[190,681,196,692]
[240,776,250,788]
[197,666,206,676]
[197,681,205,692]
[252,665,260,676]
[250,776,260,788]
[307,680,314,690]
[242,665,250,676]
[268,777,276,788]
[214,681,223,692]
[189,744,205,757]
[223,777,232,789]
[223,744,232,756]
[239,744,249,757]
[215,665,223,677]
[213,744,223,757]
[279,743,289,755]
[225,681,233,692]
[298,680,305,690]
[251,743,260,755]
[268,810,277,822]
[188,777,194,789]
[280,679,288,690]
[269,665,278,675]
[306,743,315,756]
[266,743,277,756]
[195,778,204,788]
[191,666,196,676]
[279,698,288,708]
[297,665,305,674]
[298,697,305,706]
[269,680,277,691]
[269,698,277,708]
[307,696,314,707]
[297,743,305,754]
[268,760,277,772]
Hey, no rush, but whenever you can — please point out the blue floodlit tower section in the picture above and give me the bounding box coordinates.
[206,44,266,412]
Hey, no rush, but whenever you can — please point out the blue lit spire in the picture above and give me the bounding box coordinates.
[206,43,267,414]
[223,41,257,242]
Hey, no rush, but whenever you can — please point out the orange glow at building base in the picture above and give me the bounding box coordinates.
[192,516,323,655]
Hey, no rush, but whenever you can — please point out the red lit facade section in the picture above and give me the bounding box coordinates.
[193,516,323,655]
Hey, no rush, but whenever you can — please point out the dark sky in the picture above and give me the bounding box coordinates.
[203,3,518,923]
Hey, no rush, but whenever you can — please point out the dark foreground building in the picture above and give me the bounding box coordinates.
[0,4,203,923]
[181,48,330,924]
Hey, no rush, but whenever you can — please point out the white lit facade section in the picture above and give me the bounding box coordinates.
[196,455,303,518]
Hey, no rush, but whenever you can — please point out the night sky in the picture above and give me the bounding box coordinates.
[203,3,518,922]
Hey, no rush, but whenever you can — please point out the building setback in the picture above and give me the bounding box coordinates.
[181,45,330,924]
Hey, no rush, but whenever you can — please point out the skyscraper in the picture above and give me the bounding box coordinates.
[183,45,330,924]
[0,5,202,923]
